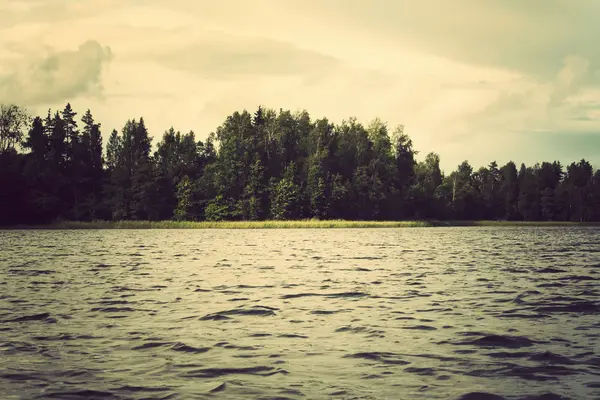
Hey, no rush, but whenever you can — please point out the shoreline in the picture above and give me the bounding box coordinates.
[3,220,600,229]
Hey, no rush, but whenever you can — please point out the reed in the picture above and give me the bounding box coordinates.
[12,219,431,229]
[6,219,600,229]
[468,220,600,227]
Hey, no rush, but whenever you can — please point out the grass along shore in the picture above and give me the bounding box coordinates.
[4,219,600,229]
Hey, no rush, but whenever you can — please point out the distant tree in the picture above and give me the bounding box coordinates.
[391,124,417,217]
[410,152,443,219]
[563,159,593,221]
[518,163,540,221]
[237,157,266,220]
[499,161,520,220]
[174,175,193,221]
[4,102,600,225]
[0,104,29,153]
[307,121,331,218]
[205,195,232,221]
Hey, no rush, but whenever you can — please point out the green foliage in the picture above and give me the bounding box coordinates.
[269,179,300,220]
[325,173,345,218]
[205,195,232,221]
[3,102,600,225]
[305,159,325,217]
[236,157,266,220]
[174,175,193,221]
[0,104,30,153]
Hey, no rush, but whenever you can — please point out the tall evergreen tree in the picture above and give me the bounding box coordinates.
[499,161,520,220]
[3,102,600,225]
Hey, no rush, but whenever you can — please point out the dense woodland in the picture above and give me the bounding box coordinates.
[1,102,600,225]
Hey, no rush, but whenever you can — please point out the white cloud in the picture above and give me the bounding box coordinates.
[0,40,112,106]
[550,55,591,106]
[149,36,340,80]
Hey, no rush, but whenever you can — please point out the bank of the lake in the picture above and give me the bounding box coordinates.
[5,219,600,229]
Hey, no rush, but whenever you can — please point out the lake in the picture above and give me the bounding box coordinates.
[1,227,599,400]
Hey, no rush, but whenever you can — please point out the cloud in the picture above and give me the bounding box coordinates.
[147,34,340,80]
[0,40,113,106]
[0,0,71,31]
[460,54,598,139]
[290,0,600,81]
[549,55,590,107]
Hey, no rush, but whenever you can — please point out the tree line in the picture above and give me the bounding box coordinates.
[1,102,599,225]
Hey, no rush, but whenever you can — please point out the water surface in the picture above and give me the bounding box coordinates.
[1,227,599,399]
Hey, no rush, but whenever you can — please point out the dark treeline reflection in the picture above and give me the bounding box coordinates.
[1,103,600,225]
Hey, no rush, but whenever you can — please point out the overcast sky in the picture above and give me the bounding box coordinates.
[1,0,599,171]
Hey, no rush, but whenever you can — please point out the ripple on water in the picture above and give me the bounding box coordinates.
[443,333,542,349]
[180,366,288,378]
[344,352,411,365]
[199,306,278,320]
[1,227,599,399]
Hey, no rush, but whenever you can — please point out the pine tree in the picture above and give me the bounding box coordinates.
[174,175,193,221]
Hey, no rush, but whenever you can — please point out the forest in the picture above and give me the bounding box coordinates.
[1,102,599,226]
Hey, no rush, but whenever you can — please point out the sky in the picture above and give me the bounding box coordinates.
[1,0,599,172]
